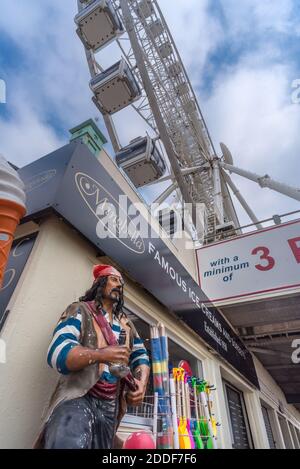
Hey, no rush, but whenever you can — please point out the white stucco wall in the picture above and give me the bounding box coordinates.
[0,217,97,448]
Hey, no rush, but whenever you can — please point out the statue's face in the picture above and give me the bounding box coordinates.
[103,275,124,303]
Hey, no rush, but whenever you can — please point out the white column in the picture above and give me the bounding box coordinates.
[243,392,270,449]
[278,416,295,449]
[269,409,285,449]
[289,423,300,449]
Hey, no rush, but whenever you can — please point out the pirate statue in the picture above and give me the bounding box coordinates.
[36,265,150,449]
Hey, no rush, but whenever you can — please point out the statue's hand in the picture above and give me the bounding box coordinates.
[126,379,146,407]
[97,345,129,365]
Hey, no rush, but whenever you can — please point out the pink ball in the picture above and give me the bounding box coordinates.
[123,432,156,450]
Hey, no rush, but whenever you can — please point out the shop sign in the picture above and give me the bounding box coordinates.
[196,220,300,305]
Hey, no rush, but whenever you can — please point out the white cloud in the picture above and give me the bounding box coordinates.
[203,47,300,225]
[218,0,296,36]
[0,74,66,166]
[0,0,97,165]
[0,109,63,167]
[158,0,223,85]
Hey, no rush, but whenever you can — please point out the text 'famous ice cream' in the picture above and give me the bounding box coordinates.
[0,154,26,287]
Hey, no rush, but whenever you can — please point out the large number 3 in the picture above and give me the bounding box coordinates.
[252,247,275,271]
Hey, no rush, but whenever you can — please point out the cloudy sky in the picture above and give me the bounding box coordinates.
[0,0,299,228]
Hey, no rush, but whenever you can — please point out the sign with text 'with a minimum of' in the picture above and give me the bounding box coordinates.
[197,220,300,305]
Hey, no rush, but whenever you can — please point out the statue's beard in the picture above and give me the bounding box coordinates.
[107,288,122,304]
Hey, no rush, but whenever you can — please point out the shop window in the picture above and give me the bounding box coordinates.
[167,338,203,377]
[0,234,37,332]
[261,404,276,449]
[224,382,253,449]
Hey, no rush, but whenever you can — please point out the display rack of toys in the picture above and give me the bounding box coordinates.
[119,322,221,450]
[152,323,221,449]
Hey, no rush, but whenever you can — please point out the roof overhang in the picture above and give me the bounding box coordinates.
[222,296,300,411]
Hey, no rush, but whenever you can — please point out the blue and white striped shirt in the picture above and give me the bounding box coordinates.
[47,308,149,383]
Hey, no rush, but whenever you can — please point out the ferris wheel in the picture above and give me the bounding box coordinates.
[75,0,300,244]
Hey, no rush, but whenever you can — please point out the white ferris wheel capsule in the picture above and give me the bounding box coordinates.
[115,136,166,188]
[75,0,124,52]
[90,58,141,115]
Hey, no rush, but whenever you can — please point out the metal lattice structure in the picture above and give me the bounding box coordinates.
[75,0,300,244]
